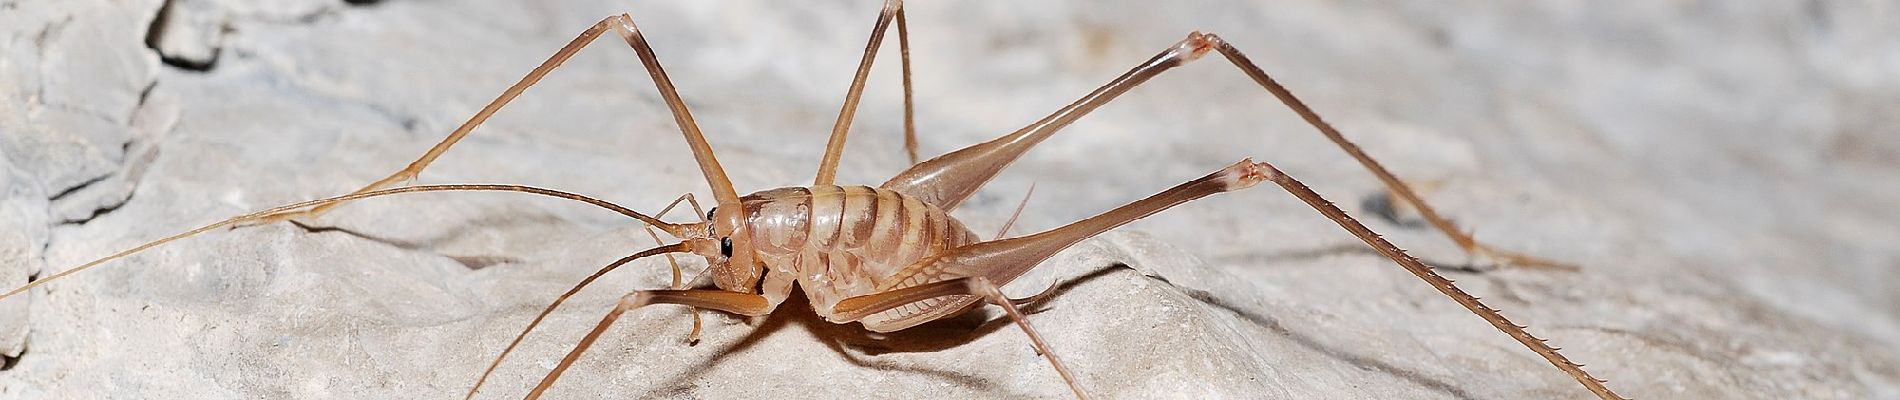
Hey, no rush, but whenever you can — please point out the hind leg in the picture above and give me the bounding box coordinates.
[879,31,1569,270]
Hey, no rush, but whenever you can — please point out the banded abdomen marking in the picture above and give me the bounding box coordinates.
[738,185,980,315]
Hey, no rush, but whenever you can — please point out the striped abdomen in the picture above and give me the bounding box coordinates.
[738,185,980,317]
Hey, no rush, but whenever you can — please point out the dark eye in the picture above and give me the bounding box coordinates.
[719,237,733,257]
[705,207,717,220]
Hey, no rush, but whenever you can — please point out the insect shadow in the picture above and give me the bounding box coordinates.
[642,257,1479,400]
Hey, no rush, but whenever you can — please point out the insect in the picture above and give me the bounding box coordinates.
[2,1,1623,398]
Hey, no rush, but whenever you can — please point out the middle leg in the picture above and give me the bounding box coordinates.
[814,0,920,185]
[833,276,1088,399]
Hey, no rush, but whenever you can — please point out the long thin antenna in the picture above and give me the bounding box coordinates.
[1,184,685,301]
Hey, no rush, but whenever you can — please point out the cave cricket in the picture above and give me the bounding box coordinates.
[0,1,1624,399]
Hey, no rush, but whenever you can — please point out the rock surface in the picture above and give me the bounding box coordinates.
[2,0,1898,399]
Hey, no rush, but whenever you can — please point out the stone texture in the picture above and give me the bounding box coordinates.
[1,0,1897,399]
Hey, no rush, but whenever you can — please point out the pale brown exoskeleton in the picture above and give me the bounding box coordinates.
[0,1,1625,399]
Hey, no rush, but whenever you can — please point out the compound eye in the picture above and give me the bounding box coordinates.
[719,237,733,257]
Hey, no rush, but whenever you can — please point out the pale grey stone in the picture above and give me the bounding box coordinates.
[0,1,1895,399]
[0,150,48,359]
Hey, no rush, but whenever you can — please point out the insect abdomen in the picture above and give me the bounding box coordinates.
[739,185,979,309]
